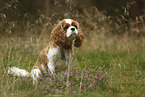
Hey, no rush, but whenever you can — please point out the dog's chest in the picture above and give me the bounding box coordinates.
[46,47,70,71]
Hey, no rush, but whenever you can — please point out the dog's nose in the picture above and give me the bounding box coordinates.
[71,28,75,31]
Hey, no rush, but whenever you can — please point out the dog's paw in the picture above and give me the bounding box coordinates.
[30,69,41,84]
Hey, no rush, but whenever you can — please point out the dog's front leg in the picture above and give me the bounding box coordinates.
[47,47,59,74]
[47,61,55,74]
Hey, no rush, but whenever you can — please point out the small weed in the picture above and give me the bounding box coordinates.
[38,61,110,95]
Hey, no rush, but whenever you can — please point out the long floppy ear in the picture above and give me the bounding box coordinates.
[74,28,85,47]
[51,21,66,47]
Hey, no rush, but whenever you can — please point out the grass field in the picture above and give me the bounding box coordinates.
[0,7,145,96]
[0,31,145,97]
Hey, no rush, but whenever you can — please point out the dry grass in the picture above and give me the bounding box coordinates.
[0,32,145,96]
[0,7,145,97]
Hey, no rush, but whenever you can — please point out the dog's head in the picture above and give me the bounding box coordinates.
[51,19,84,49]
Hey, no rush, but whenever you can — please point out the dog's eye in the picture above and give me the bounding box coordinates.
[73,25,78,29]
[64,25,69,30]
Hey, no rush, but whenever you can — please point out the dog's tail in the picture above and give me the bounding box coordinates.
[8,67,30,77]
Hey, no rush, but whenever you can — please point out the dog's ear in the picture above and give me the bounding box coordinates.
[51,21,66,47]
[74,28,85,47]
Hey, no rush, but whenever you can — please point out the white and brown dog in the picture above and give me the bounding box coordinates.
[8,19,85,84]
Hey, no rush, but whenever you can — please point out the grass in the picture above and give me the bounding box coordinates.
[0,33,145,97]
[0,6,145,97]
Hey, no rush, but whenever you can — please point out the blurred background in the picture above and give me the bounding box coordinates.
[0,0,145,37]
[1,1,145,96]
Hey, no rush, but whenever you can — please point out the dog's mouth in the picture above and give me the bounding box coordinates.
[70,32,77,38]
[67,33,77,41]
[71,32,76,36]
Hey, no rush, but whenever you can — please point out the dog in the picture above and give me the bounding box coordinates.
[8,19,85,84]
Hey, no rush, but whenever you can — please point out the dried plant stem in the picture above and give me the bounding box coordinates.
[47,95,63,97]
[8,47,12,62]
[79,70,84,91]
[65,50,71,94]
[79,61,87,91]
[1,80,7,97]
[37,23,47,43]
[143,38,144,59]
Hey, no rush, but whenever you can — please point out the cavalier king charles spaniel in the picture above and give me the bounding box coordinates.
[8,19,85,84]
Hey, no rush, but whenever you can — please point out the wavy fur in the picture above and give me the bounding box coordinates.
[51,21,67,48]
[51,20,85,49]
[74,28,85,47]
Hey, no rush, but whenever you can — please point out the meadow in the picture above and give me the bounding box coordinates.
[0,7,145,97]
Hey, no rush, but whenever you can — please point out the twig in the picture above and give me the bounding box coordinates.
[1,80,7,97]
[79,62,87,91]
[37,23,48,43]
[65,50,71,94]
[0,0,17,12]
[79,70,84,91]
[47,95,63,97]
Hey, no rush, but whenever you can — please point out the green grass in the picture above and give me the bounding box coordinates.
[0,3,145,96]
[0,34,145,97]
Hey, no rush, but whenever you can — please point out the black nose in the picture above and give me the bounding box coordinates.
[71,28,75,31]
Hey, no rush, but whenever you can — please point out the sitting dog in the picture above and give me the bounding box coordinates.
[8,19,85,84]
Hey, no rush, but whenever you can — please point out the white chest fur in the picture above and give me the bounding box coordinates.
[46,46,70,73]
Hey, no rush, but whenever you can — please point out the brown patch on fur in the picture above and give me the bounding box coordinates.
[63,23,70,31]
[50,42,57,48]
[51,20,67,48]
[39,46,49,65]
[72,20,79,29]
[32,45,49,73]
